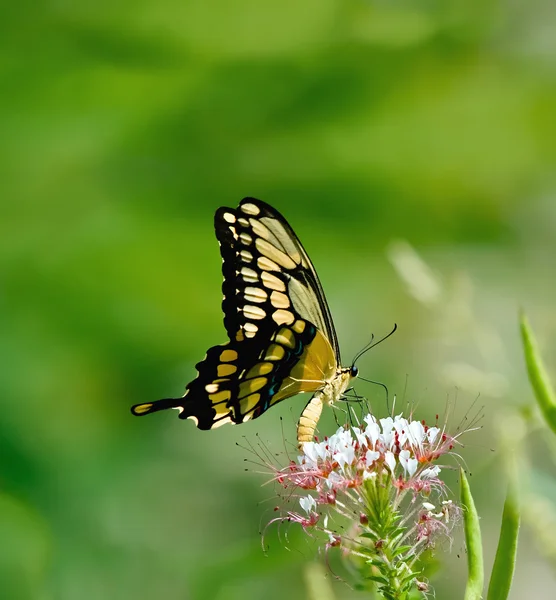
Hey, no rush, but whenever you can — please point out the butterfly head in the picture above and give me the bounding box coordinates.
[339,364,358,380]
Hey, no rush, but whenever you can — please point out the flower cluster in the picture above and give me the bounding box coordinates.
[265,414,464,598]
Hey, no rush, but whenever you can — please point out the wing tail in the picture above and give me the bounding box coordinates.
[131,398,183,417]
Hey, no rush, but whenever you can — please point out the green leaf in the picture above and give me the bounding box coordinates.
[520,310,556,434]
[392,545,413,557]
[461,468,484,600]
[486,476,520,600]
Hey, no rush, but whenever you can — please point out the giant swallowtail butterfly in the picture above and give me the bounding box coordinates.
[131,198,358,444]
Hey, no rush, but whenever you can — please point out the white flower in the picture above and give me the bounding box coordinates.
[393,416,410,446]
[353,427,368,448]
[336,443,355,469]
[364,416,381,448]
[407,420,426,449]
[399,449,418,476]
[300,495,317,514]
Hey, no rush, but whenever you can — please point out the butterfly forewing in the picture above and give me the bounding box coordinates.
[233,199,341,363]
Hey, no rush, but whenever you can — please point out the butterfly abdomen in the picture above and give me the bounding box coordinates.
[296,369,355,446]
[297,392,325,445]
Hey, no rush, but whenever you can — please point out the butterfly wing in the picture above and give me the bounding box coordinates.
[131,320,336,427]
[131,198,339,428]
[227,198,341,364]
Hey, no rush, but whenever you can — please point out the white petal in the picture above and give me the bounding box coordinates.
[427,427,440,444]
[299,495,317,513]
[364,414,377,427]
[399,449,418,477]
[380,417,394,435]
[353,428,367,448]
[365,420,381,448]
[366,450,380,466]
[420,466,441,479]
[393,417,410,446]
[302,442,319,464]
[407,420,425,448]
[384,451,396,473]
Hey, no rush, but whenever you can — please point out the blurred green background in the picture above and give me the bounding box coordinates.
[2,0,556,598]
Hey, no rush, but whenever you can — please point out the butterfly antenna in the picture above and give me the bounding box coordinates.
[352,323,398,366]
[352,334,374,365]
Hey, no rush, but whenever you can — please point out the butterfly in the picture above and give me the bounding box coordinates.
[131,198,359,445]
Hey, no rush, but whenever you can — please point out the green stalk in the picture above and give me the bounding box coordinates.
[520,310,556,434]
[461,469,484,600]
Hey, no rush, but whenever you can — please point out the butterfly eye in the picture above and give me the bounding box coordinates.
[351,365,359,378]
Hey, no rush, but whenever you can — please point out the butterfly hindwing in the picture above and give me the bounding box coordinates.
[131,317,321,427]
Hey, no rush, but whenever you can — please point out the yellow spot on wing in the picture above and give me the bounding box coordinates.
[261,272,286,292]
[209,390,232,404]
[265,343,285,361]
[220,349,238,362]
[270,291,290,309]
[246,362,273,378]
[292,320,306,333]
[239,377,267,397]
[257,256,280,271]
[244,286,267,303]
[249,218,271,239]
[272,309,295,325]
[240,392,261,415]
[212,415,234,428]
[240,267,258,282]
[217,364,237,377]
[243,305,266,320]
[244,322,258,334]
[132,403,153,415]
[275,328,295,348]
[240,202,260,216]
